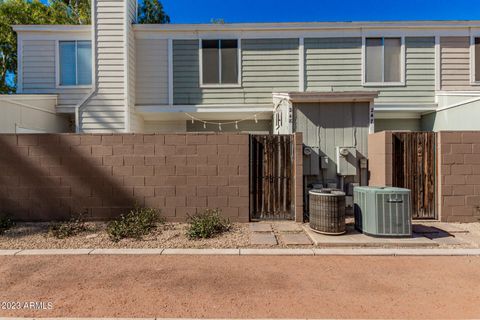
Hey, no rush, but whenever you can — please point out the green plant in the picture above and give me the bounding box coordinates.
[49,213,90,239]
[0,214,14,234]
[186,209,231,240]
[107,207,163,242]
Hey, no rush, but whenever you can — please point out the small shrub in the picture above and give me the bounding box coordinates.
[0,215,14,234]
[49,213,90,239]
[186,209,231,239]
[107,207,163,242]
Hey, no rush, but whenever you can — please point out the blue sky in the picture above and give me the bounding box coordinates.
[161,0,480,24]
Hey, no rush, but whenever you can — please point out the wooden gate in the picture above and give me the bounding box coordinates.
[250,135,294,220]
[393,132,436,219]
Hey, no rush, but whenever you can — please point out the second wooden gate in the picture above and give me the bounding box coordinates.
[250,135,294,220]
[393,132,436,219]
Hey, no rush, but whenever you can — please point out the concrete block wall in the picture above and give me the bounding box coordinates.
[294,132,303,222]
[0,133,250,222]
[437,131,480,222]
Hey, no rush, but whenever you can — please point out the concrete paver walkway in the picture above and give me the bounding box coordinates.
[0,255,479,319]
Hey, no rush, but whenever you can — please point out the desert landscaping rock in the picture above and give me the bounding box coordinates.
[0,222,250,249]
[249,223,273,232]
[280,232,312,245]
[250,232,277,245]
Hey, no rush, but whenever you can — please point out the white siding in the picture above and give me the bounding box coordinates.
[21,40,91,110]
[79,0,127,132]
[135,39,169,105]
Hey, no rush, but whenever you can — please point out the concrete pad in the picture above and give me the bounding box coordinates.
[273,222,303,232]
[240,248,314,256]
[249,223,272,232]
[90,249,164,255]
[413,224,441,234]
[431,223,470,234]
[0,249,21,256]
[162,248,240,255]
[280,232,312,245]
[452,233,480,247]
[428,235,466,246]
[16,249,93,256]
[304,225,437,248]
[250,232,277,245]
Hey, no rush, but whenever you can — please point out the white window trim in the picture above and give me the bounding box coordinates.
[470,34,480,86]
[55,39,93,89]
[362,36,406,87]
[198,38,242,88]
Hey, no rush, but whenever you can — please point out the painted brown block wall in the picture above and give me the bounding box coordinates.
[437,131,480,222]
[367,131,393,187]
[294,132,304,222]
[0,133,250,222]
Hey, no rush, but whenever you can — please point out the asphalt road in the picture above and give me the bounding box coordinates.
[0,255,479,319]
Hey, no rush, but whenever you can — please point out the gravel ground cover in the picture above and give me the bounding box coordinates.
[0,222,250,249]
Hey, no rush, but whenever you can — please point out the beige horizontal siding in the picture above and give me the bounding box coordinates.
[305,37,436,104]
[21,40,91,110]
[135,39,169,105]
[440,36,475,91]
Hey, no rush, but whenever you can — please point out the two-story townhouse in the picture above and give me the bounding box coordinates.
[9,0,480,134]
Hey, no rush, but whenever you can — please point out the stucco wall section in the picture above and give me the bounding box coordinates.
[367,131,393,187]
[437,131,480,222]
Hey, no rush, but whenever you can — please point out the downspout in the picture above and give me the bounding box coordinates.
[74,0,97,133]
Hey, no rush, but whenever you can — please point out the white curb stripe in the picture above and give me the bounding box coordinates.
[0,249,22,256]
[240,248,314,256]
[1,248,480,257]
[90,249,164,255]
[15,249,94,256]
[162,248,240,255]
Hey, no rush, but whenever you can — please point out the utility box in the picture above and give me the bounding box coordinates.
[336,146,357,176]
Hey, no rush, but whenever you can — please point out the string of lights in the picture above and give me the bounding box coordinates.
[184,98,288,131]
[184,112,270,131]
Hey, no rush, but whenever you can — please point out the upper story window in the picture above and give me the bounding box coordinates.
[59,40,92,86]
[474,37,480,83]
[364,37,403,85]
[201,39,240,86]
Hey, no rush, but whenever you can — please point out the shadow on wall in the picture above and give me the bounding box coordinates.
[0,135,136,221]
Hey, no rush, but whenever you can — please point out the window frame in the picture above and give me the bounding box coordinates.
[362,36,406,87]
[55,39,93,88]
[470,35,480,85]
[199,38,242,88]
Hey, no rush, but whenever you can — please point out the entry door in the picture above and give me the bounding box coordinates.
[393,132,436,219]
[249,135,294,220]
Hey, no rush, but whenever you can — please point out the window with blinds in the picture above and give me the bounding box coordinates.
[365,37,402,84]
[201,39,239,85]
[59,40,92,86]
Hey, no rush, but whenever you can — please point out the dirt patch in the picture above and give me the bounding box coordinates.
[0,255,479,318]
[0,222,250,249]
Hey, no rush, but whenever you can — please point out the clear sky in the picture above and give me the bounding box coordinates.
[161,0,480,24]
